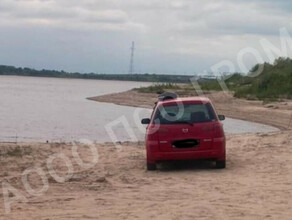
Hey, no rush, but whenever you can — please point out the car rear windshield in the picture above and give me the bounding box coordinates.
[153,103,217,124]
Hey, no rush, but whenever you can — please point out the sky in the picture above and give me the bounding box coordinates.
[0,0,292,75]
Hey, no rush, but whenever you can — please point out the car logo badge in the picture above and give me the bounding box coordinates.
[182,128,189,133]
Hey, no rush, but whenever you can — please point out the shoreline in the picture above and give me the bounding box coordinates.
[88,90,292,131]
[0,74,154,84]
[0,73,190,84]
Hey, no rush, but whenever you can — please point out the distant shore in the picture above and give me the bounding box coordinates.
[0,65,192,83]
[88,90,292,130]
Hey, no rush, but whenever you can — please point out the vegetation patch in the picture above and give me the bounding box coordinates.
[134,83,201,96]
[135,57,292,101]
[233,58,292,100]
[0,146,32,157]
[134,83,181,94]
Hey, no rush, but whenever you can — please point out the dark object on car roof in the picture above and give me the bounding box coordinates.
[158,92,178,101]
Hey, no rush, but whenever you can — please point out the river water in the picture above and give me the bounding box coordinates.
[0,76,278,143]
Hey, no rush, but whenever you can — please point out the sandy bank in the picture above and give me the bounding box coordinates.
[88,90,292,130]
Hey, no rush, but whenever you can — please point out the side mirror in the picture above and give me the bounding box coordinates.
[141,118,151,124]
[218,115,225,121]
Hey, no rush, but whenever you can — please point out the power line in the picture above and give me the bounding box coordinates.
[129,41,135,74]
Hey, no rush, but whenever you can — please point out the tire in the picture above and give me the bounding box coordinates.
[147,162,157,171]
[215,160,226,169]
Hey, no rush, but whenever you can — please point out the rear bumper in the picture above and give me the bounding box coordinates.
[151,150,225,162]
[146,137,226,163]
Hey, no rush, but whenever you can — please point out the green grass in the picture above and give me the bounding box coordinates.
[134,83,181,94]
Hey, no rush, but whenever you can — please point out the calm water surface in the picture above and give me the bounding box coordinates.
[0,76,278,143]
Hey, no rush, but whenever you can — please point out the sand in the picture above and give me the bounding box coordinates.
[0,131,291,219]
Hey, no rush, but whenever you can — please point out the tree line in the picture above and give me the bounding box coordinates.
[0,65,192,83]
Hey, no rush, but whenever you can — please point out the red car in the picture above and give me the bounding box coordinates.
[141,93,226,170]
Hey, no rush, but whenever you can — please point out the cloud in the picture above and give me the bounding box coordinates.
[171,1,291,35]
[0,0,291,73]
[234,0,292,13]
[2,0,290,35]
[0,0,145,32]
[145,0,292,60]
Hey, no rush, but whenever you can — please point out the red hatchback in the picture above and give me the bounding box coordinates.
[141,94,226,170]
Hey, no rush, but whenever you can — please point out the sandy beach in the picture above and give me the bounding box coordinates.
[0,131,291,219]
[0,89,291,219]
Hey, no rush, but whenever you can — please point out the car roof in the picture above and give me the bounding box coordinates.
[158,96,211,105]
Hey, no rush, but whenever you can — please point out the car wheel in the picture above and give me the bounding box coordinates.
[215,160,226,169]
[147,162,157,171]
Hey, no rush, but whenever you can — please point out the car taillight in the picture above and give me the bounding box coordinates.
[146,124,159,140]
[214,123,224,137]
